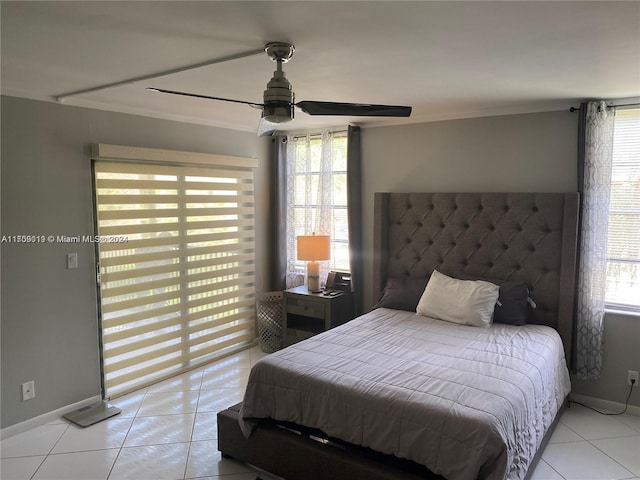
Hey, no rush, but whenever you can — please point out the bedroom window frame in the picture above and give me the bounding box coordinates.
[605,106,640,313]
[286,130,350,288]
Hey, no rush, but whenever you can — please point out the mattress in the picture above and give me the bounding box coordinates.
[240,308,571,480]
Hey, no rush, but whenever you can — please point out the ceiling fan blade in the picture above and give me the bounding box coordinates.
[295,101,412,117]
[147,88,263,109]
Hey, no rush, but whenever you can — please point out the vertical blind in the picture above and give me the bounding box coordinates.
[606,107,640,309]
[93,144,257,398]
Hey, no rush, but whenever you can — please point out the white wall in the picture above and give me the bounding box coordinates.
[571,312,640,408]
[0,96,269,428]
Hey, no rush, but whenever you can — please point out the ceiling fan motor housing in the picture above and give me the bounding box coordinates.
[263,67,294,123]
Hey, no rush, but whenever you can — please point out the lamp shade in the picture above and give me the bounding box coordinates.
[297,235,330,261]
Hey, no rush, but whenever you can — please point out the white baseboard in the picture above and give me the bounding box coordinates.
[569,392,640,417]
[1,395,102,440]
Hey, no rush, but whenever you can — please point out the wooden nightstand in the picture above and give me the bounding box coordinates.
[283,286,355,346]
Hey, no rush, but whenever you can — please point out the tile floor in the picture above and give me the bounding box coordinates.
[1,345,639,480]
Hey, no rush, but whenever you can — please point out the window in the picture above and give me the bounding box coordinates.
[93,144,257,397]
[286,131,349,287]
[606,107,640,310]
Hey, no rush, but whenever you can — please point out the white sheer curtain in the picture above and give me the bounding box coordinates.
[575,100,616,379]
[285,131,340,288]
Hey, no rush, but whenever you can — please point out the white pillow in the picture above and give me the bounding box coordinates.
[416,270,500,327]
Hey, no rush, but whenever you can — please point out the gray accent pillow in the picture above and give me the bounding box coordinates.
[374,276,430,312]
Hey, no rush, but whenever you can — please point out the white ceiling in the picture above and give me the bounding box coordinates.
[2,1,639,134]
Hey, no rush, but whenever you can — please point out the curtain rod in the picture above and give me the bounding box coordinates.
[289,129,349,140]
[570,102,640,112]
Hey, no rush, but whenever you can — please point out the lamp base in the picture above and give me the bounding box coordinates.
[306,261,322,292]
[306,274,321,293]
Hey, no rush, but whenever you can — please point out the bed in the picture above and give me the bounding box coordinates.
[218,192,579,480]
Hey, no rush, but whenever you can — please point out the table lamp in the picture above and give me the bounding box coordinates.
[297,234,330,292]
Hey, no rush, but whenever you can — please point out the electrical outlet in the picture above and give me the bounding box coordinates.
[628,370,639,387]
[21,381,35,401]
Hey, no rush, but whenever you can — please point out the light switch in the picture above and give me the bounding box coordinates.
[67,253,78,269]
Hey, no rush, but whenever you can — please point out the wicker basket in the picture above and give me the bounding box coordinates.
[256,291,284,353]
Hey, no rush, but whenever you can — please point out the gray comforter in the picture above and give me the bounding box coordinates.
[240,308,571,480]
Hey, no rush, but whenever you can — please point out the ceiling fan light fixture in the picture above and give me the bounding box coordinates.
[262,102,294,124]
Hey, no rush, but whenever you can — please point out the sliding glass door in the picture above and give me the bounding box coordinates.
[92,145,257,398]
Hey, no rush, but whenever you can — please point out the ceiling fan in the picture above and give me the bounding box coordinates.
[148,42,412,135]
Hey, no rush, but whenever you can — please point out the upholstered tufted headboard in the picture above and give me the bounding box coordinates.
[373,192,579,362]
